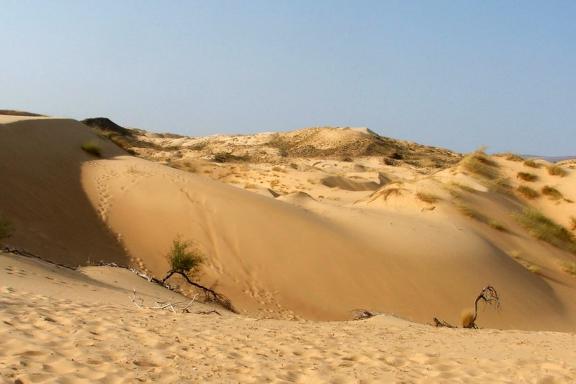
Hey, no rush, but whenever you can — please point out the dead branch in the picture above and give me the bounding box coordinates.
[433,285,500,329]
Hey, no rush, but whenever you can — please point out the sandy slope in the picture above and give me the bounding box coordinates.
[1,116,576,332]
[2,253,576,384]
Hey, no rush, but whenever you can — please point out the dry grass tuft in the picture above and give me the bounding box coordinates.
[516,208,576,253]
[563,262,576,276]
[460,310,475,328]
[517,185,540,199]
[505,153,525,162]
[460,149,499,180]
[517,172,538,182]
[570,217,576,231]
[547,165,567,177]
[457,205,507,232]
[416,192,441,204]
[523,159,542,168]
[541,186,563,200]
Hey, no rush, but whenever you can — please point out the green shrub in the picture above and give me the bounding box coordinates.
[547,165,567,177]
[517,172,538,182]
[541,186,563,200]
[81,141,102,157]
[517,185,540,199]
[168,239,203,275]
[0,214,12,244]
[516,208,576,253]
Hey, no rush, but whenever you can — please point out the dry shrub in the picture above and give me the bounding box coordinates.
[461,310,475,328]
[570,217,576,231]
[523,159,542,168]
[416,192,441,204]
[547,165,567,177]
[517,172,538,182]
[517,185,540,199]
[541,186,563,200]
[516,208,576,253]
[381,188,404,200]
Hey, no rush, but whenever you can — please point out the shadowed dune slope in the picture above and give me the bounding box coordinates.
[0,117,129,266]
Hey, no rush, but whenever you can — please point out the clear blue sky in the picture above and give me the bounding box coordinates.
[1,1,574,154]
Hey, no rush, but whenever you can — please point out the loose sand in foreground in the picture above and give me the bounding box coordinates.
[1,254,575,383]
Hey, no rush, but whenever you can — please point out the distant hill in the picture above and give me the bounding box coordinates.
[523,155,576,163]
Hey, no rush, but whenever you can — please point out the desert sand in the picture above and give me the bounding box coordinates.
[1,114,576,382]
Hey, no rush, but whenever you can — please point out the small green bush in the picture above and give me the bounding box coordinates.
[168,239,203,275]
[517,185,540,199]
[81,141,102,157]
[0,214,13,244]
[517,172,538,182]
[541,186,563,200]
[547,165,567,177]
[516,208,576,253]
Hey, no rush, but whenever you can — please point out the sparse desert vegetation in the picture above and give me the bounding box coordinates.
[505,153,525,162]
[460,149,499,180]
[523,159,542,168]
[81,141,102,157]
[517,185,540,199]
[563,261,576,276]
[541,186,563,200]
[547,165,567,177]
[456,205,507,231]
[516,208,576,253]
[416,192,441,204]
[517,172,538,182]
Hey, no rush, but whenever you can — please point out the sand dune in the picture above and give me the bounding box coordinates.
[2,115,576,382]
[1,116,576,332]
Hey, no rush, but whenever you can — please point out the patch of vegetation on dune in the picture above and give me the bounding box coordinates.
[517,172,538,182]
[81,141,102,157]
[541,186,563,200]
[516,208,576,254]
[547,165,567,177]
[460,149,499,180]
[456,204,507,232]
[517,185,540,199]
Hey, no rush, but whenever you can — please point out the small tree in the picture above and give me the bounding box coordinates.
[0,214,13,245]
[159,238,235,312]
[162,239,203,283]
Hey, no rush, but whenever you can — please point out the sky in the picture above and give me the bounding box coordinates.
[1,1,575,155]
